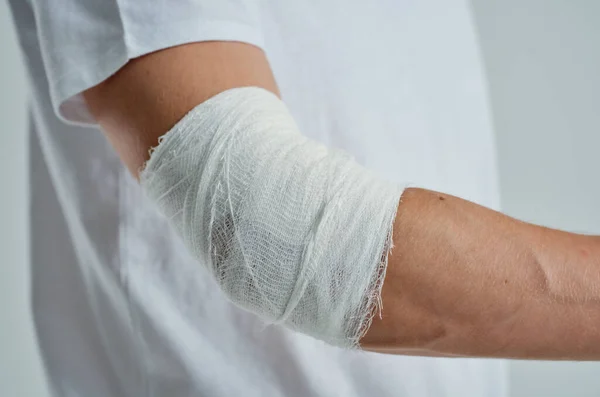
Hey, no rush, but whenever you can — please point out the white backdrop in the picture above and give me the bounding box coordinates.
[1,1,599,396]
[0,3,48,397]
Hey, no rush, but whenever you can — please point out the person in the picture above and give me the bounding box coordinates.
[8,0,600,396]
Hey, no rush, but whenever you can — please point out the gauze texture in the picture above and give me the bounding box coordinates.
[140,87,403,347]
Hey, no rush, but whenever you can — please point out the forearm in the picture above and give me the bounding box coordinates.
[362,187,600,360]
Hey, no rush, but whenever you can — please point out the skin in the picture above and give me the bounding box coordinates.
[364,188,600,359]
[84,42,279,176]
[85,41,600,360]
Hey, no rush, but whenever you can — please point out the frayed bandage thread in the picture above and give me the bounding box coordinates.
[140,87,402,348]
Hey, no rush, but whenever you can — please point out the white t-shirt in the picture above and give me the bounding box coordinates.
[9,0,507,396]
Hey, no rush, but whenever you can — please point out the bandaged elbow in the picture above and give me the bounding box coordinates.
[140,87,402,348]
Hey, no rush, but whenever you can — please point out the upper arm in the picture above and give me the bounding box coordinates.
[83,41,279,177]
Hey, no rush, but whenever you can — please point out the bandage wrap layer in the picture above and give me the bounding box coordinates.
[141,87,403,347]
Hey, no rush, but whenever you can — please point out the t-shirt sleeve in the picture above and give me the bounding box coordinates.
[30,0,265,126]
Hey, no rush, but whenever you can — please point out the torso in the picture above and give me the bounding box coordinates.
[12,0,506,395]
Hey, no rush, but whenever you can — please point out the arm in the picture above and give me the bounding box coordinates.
[85,42,600,359]
[363,187,600,360]
[84,42,279,177]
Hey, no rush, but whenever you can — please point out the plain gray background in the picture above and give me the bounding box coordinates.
[1,1,599,396]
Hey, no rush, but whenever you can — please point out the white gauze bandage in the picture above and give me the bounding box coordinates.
[141,87,403,347]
